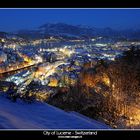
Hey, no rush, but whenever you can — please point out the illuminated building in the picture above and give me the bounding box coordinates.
[0,51,7,64]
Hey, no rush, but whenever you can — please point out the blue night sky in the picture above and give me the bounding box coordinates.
[0,9,140,32]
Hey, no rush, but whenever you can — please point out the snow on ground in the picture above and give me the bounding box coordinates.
[0,96,110,129]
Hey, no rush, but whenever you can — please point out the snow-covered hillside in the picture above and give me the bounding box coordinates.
[0,96,110,129]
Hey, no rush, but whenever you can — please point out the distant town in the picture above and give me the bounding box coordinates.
[0,32,137,96]
[1,22,140,129]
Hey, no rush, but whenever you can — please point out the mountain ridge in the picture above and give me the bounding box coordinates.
[1,23,140,40]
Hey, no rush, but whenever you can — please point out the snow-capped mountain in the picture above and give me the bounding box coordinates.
[16,23,140,40]
[17,23,96,40]
[1,23,140,40]
[39,23,95,37]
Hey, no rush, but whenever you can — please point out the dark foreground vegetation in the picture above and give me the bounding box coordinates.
[48,46,140,128]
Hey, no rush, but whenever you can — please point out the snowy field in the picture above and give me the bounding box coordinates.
[0,96,110,129]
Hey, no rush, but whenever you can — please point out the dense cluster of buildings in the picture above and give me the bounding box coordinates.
[0,37,140,99]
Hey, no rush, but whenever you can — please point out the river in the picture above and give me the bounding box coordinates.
[0,64,37,80]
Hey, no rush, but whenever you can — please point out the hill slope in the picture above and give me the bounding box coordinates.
[0,96,110,129]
